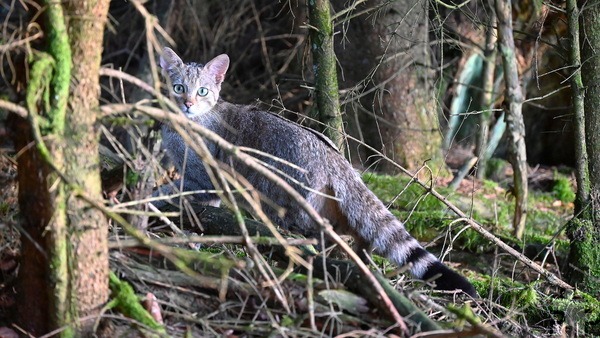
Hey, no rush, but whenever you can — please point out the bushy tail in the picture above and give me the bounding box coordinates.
[331,167,477,297]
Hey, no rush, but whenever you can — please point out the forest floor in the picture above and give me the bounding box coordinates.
[0,144,598,337]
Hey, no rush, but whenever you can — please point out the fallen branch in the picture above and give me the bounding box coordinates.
[109,235,317,249]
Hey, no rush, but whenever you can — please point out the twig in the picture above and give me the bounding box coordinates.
[147,202,184,235]
[431,0,473,10]
[0,99,28,118]
[0,28,43,52]
[99,67,155,96]
[108,235,317,249]
[306,256,317,332]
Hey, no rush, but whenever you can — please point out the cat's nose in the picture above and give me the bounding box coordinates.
[184,101,194,108]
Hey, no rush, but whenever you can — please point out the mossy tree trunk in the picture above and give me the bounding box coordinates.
[308,0,344,151]
[566,0,600,296]
[495,0,528,239]
[13,0,110,335]
[568,0,589,217]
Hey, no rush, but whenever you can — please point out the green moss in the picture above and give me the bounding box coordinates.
[363,173,494,251]
[552,172,575,203]
[362,173,444,211]
[104,116,132,127]
[398,211,450,240]
[108,272,166,334]
[485,158,507,179]
[44,0,71,135]
[361,171,574,260]
[357,170,598,332]
[566,218,600,297]
[550,291,600,324]
[280,315,295,327]
[526,207,561,236]
[474,275,539,309]
[26,52,54,131]
[473,275,600,334]
[0,202,9,216]
[173,246,240,276]
[446,303,481,327]
[125,170,140,186]
[482,179,499,190]
[547,291,600,335]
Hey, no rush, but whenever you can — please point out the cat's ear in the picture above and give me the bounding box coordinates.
[160,47,183,70]
[205,54,230,85]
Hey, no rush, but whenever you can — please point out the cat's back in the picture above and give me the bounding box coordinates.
[217,102,337,158]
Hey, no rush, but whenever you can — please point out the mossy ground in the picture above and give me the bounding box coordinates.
[362,169,598,335]
[362,170,573,251]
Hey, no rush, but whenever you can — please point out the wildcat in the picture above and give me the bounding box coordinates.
[154,47,477,297]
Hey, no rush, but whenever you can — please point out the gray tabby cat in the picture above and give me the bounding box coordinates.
[154,47,477,297]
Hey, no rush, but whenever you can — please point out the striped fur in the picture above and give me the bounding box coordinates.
[154,48,477,297]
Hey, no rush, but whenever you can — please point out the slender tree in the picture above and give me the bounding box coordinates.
[566,0,600,296]
[308,0,344,151]
[495,0,528,239]
[475,0,498,180]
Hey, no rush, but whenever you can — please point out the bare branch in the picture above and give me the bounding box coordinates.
[0,99,27,118]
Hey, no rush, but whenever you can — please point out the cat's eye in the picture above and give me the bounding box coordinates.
[197,87,209,97]
[173,84,185,94]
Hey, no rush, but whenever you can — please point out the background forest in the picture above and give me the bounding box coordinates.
[0,0,599,337]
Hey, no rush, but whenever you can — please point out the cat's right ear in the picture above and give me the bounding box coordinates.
[160,47,183,70]
[205,54,230,85]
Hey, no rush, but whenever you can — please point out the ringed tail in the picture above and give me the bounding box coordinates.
[331,168,478,297]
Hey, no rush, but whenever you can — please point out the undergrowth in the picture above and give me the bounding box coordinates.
[362,170,600,335]
[362,171,572,251]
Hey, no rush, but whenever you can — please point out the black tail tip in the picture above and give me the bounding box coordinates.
[422,261,478,297]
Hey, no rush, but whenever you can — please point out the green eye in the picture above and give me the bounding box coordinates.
[197,87,209,97]
[173,84,185,94]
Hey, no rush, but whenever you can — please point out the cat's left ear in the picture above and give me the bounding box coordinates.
[205,54,230,85]
[160,47,183,70]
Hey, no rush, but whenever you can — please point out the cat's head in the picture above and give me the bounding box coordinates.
[160,47,229,117]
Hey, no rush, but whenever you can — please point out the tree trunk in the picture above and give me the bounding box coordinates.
[495,0,528,239]
[371,0,445,174]
[566,0,600,296]
[64,0,111,333]
[568,0,589,217]
[335,0,446,175]
[308,0,344,151]
[475,0,498,179]
[13,0,110,335]
[13,1,71,334]
[12,117,55,335]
